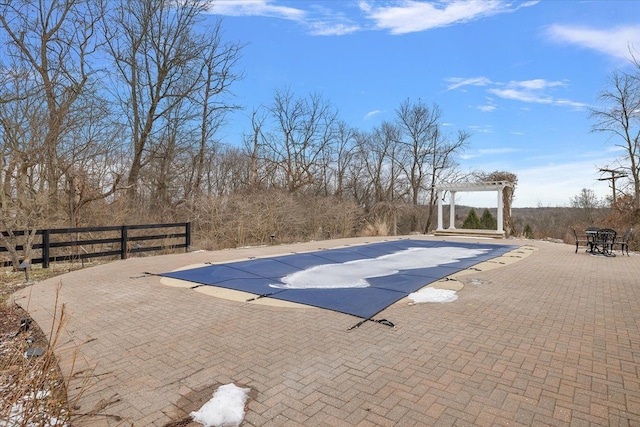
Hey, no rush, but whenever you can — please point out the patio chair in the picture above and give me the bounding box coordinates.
[571,227,592,253]
[584,226,600,253]
[614,228,632,256]
[596,228,617,256]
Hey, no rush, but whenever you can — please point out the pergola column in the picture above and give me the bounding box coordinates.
[497,188,504,233]
[437,190,444,231]
[448,191,456,229]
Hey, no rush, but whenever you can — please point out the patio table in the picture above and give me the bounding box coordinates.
[586,228,617,256]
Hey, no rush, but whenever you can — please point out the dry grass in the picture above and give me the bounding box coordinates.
[1,271,88,426]
[0,303,69,425]
[360,218,390,237]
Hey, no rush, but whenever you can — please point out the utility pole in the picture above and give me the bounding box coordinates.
[598,168,627,204]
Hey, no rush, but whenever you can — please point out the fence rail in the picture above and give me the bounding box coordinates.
[1,222,190,268]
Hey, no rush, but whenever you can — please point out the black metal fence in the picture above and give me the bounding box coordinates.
[1,222,190,268]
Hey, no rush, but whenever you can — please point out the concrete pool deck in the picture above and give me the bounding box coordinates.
[15,234,640,426]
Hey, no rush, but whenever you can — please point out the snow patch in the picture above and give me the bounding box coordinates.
[0,390,66,427]
[270,246,487,289]
[408,287,458,303]
[191,383,250,427]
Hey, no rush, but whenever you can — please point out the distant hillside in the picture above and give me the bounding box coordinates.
[444,206,610,241]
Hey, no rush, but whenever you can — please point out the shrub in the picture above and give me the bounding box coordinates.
[480,209,497,230]
[462,208,481,229]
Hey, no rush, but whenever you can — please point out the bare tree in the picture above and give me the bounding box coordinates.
[147,103,189,212]
[395,99,439,209]
[357,123,401,206]
[0,77,44,266]
[103,0,233,202]
[190,24,243,198]
[331,121,358,201]
[0,71,43,209]
[263,88,339,193]
[243,107,272,190]
[394,99,468,232]
[423,128,468,232]
[0,92,43,267]
[343,141,371,208]
[571,188,605,225]
[61,96,125,227]
[355,122,404,235]
[396,99,434,231]
[0,0,103,267]
[185,144,255,198]
[591,67,640,218]
[0,0,100,200]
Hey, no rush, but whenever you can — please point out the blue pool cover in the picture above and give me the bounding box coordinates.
[160,239,517,319]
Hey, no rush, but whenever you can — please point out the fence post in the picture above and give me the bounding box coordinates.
[185,222,191,252]
[42,229,50,268]
[121,226,128,260]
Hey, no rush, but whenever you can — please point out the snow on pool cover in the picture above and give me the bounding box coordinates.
[159,239,516,320]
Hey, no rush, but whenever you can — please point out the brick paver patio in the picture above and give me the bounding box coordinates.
[15,235,640,426]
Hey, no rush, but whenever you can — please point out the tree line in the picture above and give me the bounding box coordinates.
[11,1,640,256]
[1,0,484,256]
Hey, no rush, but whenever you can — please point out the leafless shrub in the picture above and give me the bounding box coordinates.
[360,218,390,237]
[600,195,640,251]
[186,189,361,249]
[0,284,88,426]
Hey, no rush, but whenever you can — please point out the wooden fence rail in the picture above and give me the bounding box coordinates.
[1,222,190,268]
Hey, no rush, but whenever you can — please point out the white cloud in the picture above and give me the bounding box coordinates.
[546,24,640,60]
[308,21,360,36]
[477,104,497,112]
[489,87,553,104]
[210,0,306,21]
[210,1,360,36]
[554,98,591,109]
[445,76,492,91]
[364,109,383,120]
[460,146,519,160]
[360,0,538,35]
[447,76,587,109]
[489,88,589,108]
[513,79,564,91]
[479,147,520,155]
[480,79,589,109]
[306,4,361,35]
[467,124,494,134]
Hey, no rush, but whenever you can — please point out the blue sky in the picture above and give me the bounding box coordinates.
[205,0,640,208]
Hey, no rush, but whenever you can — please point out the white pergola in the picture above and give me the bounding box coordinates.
[435,181,514,235]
